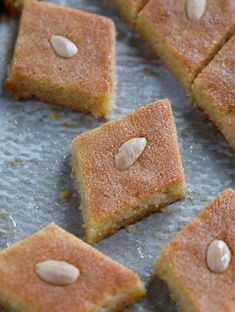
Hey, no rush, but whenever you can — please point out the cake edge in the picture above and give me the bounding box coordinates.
[192,78,235,153]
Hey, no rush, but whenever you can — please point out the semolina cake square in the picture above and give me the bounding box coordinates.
[110,0,147,27]
[4,0,115,119]
[192,34,235,152]
[71,99,186,245]
[154,189,235,312]
[0,223,145,312]
[136,0,235,92]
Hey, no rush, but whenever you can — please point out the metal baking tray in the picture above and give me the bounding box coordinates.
[0,0,235,311]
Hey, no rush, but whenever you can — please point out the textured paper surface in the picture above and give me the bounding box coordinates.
[0,1,235,311]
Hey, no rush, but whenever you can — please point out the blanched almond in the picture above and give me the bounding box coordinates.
[207,240,231,273]
[115,137,147,171]
[185,0,206,21]
[35,260,79,286]
[50,35,78,58]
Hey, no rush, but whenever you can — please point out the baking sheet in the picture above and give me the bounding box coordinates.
[0,1,235,311]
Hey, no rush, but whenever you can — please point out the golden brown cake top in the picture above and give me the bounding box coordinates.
[139,0,235,75]
[158,189,235,311]
[73,99,184,227]
[9,0,115,97]
[0,224,141,311]
[194,34,235,116]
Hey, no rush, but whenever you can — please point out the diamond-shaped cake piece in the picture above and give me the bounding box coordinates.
[5,0,115,119]
[110,0,146,27]
[154,189,235,312]
[136,0,235,91]
[192,34,235,152]
[0,224,145,312]
[71,99,186,244]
